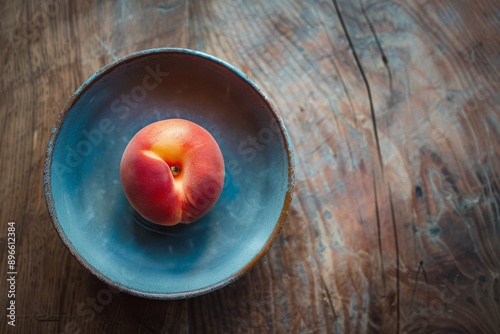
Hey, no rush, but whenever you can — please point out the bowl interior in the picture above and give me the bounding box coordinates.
[46,50,293,298]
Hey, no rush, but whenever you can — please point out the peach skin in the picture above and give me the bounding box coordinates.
[120,119,225,226]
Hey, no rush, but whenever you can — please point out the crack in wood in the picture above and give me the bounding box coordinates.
[311,134,335,154]
[331,0,384,172]
[320,275,338,321]
[388,184,400,334]
[372,171,387,294]
[411,261,426,306]
[359,0,394,107]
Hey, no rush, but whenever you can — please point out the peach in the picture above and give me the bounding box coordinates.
[120,119,225,226]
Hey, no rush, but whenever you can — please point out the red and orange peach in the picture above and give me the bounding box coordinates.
[120,119,225,226]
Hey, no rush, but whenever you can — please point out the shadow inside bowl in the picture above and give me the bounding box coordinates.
[132,211,210,262]
[110,194,211,274]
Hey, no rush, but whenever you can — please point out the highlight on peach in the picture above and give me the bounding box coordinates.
[120,119,225,226]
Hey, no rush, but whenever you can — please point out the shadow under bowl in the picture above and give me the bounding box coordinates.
[44,48,294,299]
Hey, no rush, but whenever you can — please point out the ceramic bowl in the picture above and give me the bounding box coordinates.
[44,48,294,299]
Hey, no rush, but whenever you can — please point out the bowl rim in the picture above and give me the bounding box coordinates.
[43,47,295,299]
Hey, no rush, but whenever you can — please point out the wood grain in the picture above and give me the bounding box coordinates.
[1,0,499,332]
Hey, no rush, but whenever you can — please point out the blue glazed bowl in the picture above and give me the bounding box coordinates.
[44,48,294,299]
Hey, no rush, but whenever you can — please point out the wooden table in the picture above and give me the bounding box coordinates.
[1,0,499,332]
